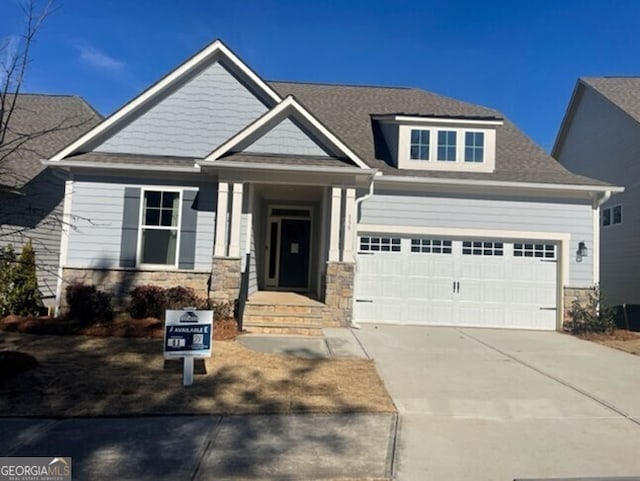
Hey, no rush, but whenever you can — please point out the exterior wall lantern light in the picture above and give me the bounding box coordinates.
[576,241,588,263]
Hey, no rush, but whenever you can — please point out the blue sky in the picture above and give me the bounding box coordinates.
[2,0,640,152]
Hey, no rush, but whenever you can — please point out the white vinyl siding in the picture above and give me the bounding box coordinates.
[360,192,594,286]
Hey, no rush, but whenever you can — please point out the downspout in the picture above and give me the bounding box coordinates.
[592,190,611,288]
[350,172,379,329]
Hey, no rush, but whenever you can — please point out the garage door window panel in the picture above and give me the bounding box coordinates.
[411,238,452,254]
[514,243,556,259]
[462,241,503,256]
[359,236,401,252]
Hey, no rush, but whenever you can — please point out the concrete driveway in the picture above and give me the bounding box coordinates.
[354,325,640,481]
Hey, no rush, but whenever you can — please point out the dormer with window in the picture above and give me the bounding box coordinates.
[374,115,503,173]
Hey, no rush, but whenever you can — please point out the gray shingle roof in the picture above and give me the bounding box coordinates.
[1,94,101,189]
[66,151,196,168]
[581,77,640,123]
[269,81,607,186]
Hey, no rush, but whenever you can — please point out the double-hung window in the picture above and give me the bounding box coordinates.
[140,190,180,265]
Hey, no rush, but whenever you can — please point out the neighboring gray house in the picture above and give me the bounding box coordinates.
[45,40,618,330]
[0,94,101,306]
[553,77,638,307]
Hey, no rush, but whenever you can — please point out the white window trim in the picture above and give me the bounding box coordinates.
[400,124,496,172]
[137,188,183,268]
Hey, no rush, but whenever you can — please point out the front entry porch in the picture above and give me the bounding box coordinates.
[207,162,369,330]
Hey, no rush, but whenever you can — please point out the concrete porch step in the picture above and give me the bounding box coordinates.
[242,291,336,336]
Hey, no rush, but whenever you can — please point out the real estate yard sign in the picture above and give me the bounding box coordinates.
[164,309,213,386]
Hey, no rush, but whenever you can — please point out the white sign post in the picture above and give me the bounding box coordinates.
[164,308,213,386]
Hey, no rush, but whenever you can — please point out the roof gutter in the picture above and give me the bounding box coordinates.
[197,160,377,177]
[377,174,624,194]
[42,159,201,174]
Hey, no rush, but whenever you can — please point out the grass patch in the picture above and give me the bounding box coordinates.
[0,332,395,417]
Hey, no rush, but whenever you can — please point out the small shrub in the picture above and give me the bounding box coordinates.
[11,241,44,316]
[566,286,615,335]
[128,285,166,319]
[164,286,199,310]
[65,283,113,324]
[0,246,18,318]
[0,242,44,317]
[211,300,235,321]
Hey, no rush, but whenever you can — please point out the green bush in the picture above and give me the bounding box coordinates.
[0,242,44,317]
[565,286,615,334]
[65,283,113,324]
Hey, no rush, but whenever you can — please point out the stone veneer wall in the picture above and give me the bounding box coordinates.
[563,286,597,325]
[324,261,354,326]
[209,257,241,302]
[61,267,211,309]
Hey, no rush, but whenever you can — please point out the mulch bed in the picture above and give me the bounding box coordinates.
[579,329,640,355]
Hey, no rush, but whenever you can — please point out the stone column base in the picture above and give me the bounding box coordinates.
[563,286,596,325]
[209,257,241,302]
[324,261,354,326]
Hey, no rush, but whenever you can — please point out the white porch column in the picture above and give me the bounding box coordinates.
[214,181,229,256]
[342,187,356,261]
[228,183,244,257]
[329,187,342,262]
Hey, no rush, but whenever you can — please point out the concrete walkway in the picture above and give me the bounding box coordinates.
[2,413,396,481]
[237,327,370,359]
[354,325,640,481]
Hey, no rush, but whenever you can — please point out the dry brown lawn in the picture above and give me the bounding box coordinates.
[581,329,640,355]
[0,332,395,417]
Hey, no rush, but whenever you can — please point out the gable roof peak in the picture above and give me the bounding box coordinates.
[49,38,282,161]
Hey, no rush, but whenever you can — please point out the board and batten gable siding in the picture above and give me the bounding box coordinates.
[66,178,215,271]
[94,61,269,157]
[556,86,640,304]
[359,191,594,287]
[244,117,329,156]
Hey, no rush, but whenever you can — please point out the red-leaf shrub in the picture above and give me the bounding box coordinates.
[65,283,113,324]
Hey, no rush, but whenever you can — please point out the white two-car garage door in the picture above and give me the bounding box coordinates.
[354,235,558,330]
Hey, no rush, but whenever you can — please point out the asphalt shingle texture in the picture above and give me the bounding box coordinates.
[581,76,640,124]
[1,94,101,189]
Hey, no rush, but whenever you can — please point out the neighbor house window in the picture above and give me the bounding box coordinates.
[464,132,484,162]
[410,129,430,160]
[602,205,622,227]
[140,190,180,265]
[613,204,623,225]
[437,131,457,161]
